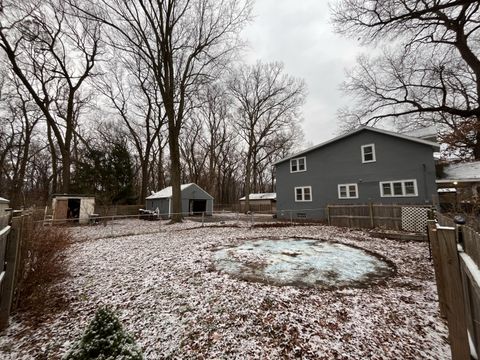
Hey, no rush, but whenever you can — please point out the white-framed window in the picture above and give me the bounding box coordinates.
[295,186,312,202]
[361,144,376,163]
[380,179,418,197]
[290,157,307,173]
[338,183,359,199]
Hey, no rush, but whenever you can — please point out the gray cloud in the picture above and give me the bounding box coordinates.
[241,0,362,144]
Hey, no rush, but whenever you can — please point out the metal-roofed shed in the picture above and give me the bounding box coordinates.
[239,193,276,212]
[145,183,213,218]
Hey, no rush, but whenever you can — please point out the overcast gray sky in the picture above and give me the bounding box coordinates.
[241,0,363,145]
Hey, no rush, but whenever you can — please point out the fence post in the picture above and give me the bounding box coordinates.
[428,220,447,317]
[0,217,21,330]
[434,225,470,360]
[202,212,205,227]
[326,206,330,226]
[369,203,374,228]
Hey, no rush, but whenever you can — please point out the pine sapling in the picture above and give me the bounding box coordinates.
[63,307,143,360]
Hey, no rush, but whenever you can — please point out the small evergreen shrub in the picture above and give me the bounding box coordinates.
[63,307,143,360]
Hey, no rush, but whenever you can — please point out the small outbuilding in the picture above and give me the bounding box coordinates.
[145,183,213,218]
[0,197,9,214]
[0,197,10,227]
[437,161,480,212]
[239,193,277,212]
[52,194,96,224]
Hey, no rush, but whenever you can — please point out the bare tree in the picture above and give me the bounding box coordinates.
[98,52,166,203]
[75,0,252,221]
[229,61,306,211]
[198,83,235,200]
[332,0,480,159]
[0,0,102,192]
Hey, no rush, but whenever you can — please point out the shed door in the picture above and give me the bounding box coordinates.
[190,200,206,215]
[54,199,68,220]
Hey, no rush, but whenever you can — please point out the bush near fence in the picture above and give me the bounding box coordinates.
[0,211,73,329]
[13,217,72,320]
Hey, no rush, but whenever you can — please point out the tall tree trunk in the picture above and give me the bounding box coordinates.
[474,129,480,160]
[244,152,252,213]
[47,124,58,195]
[169,123,182,222]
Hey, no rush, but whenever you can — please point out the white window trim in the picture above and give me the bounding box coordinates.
[380,179,418,197]
[290,156,307,173]
[294,186,312,202]
[361,144,376,163]
[338,183,359,199]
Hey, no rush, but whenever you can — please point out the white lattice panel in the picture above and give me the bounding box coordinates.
[401,207,429,232]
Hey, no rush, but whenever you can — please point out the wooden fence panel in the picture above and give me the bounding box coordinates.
[429,215,480,359]
[0,210,17,330]
[463,226,480,266]
[427,221,447,317]
[460,259,480,357]
[0,225,10,286]
[372,205,401,230]
[435,226,470,360]
[436,213,456,227]
[95,205,142,216]
[327,204,430,232]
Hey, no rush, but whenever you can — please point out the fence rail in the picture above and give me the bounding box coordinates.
[429,215,480,359]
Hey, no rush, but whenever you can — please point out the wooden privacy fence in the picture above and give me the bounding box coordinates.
[94,205,142,216]
[428,216,480,359]
[0,210,21,330]
[327,204,433,232]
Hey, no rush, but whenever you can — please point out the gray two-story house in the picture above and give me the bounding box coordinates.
[274,126,440,220]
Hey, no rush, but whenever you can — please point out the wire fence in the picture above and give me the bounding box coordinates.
[21,203,439,239]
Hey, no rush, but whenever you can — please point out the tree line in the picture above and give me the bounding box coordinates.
[0,0,306,216]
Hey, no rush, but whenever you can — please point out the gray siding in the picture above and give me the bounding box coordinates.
[146,184,213,217]
[276,130,437,220]
[146,198,169,216]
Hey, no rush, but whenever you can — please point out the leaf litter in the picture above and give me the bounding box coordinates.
[0,219,450,359]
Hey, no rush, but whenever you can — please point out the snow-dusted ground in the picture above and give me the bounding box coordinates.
[0,219,450,359]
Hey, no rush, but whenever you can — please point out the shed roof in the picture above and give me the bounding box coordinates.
[436,161,480,183]
[146,183,213,200]
[0,197,9,204]
[239,193,276,201]
[402,125,438,142]
[52,194,95,199]
[274,126,440,165]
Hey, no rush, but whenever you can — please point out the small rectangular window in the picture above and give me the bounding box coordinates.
[290,157,307,173]
[380,179,418,197]
[393,182,403,195]
[382,183,392,196]
[404,181,416,195]
[295,186,312,202]
[361,144,376,163]
[338,183,358,199]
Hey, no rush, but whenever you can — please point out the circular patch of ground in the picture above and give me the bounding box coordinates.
[213,238,394,288]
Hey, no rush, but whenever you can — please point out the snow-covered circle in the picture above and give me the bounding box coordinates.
[213,238,394,288]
